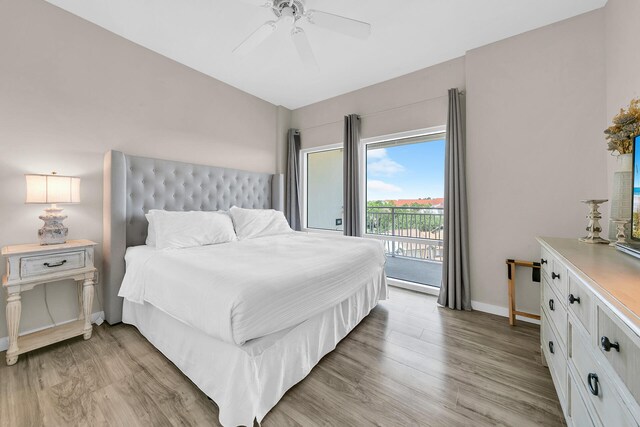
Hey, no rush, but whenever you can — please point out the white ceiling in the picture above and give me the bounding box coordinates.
[46,0,606,109]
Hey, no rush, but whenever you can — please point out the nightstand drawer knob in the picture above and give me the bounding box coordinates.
[43,260,67,268]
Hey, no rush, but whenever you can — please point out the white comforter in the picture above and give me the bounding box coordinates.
[118,232,386,346]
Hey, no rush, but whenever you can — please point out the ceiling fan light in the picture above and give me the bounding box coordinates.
[279,7,295,27]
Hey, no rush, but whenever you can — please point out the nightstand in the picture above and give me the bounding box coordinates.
[2,239,97,365]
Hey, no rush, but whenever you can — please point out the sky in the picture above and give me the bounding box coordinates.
[366,138,445,201]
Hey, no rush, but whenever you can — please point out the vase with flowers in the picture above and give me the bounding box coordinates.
[604,98,639,240]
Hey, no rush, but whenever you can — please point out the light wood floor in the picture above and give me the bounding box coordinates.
[0,287,565,426]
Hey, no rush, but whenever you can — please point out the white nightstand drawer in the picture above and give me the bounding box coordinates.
[20,250,86,278]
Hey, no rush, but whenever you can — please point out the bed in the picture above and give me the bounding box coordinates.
[103,150,388,426]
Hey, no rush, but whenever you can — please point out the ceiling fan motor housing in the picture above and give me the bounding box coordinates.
[272,0,305,20]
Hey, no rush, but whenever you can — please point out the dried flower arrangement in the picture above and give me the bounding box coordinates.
[604,98,640,155]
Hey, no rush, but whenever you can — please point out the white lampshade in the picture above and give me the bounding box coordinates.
[25,174,81,204]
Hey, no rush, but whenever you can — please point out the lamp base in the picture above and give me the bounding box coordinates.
[38,206,68,245]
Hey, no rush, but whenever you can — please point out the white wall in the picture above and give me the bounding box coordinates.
[276,106,292,175]
[465,10,607,314]
[0,0,280,338]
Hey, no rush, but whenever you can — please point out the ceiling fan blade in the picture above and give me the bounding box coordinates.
[233,21,277,56]
[306,10,371,39]
[236,0,272,7]
[291,27,318,69]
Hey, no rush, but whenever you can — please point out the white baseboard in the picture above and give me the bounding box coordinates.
[0,311,105,353]
[471,300,540,325]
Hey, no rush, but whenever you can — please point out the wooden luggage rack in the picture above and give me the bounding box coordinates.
[506,259,541,326]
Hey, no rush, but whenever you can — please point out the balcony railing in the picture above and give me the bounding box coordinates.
[366,206,444,262]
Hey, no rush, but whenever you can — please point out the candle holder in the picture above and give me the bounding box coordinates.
[579,199,609,244]
[609,218,629,246]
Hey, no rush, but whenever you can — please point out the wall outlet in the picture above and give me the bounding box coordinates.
[336,218,342,226]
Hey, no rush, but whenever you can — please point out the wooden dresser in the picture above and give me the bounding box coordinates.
[538,237,640,426]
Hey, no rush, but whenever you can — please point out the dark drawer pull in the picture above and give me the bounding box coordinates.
[551,272,560,280]
[541,258,548,265]
[548,341,554,354]
[601,336,620,352]
[548,299,555,311]
[587,373,599,396]
[568,294,581,304]
[43,260,67,268]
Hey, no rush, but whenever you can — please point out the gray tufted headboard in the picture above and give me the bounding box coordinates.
[102,150,284,324]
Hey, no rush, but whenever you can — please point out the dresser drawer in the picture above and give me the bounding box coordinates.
[551,258,568,299]
[543,275,567,347]
[20,250,86,278]
[567,271,593,336]
[541,246,553,279]
[597,305,640,404]
[570,322,637,426]
[542,310,568,401]
[540,248,568,297]
[569,371,597,427]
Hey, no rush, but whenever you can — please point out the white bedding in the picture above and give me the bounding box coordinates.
[122,267,386,426]
[118,232,386,346]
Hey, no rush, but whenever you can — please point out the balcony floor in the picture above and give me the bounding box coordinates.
[385,256,442,287]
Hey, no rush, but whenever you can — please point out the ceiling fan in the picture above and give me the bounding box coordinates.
[234,0,371,68]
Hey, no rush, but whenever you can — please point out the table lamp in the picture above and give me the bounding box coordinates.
[25,172,80,245]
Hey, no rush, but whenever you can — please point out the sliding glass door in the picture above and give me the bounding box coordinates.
[365,132,446,288]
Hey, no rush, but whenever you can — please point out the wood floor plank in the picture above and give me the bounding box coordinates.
[0,288,565,426]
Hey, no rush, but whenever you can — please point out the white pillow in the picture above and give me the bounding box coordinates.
[145,212,157,246]
[151,210,237,249]
[229,206,293,240]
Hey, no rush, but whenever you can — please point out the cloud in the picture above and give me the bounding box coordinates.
[367,180,402,193]
[368,157,405,176]
[367,148,405,176]
[367,148,388,160]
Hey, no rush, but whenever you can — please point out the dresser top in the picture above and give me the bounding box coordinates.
[538,237,640,334]
[1,240,97,257]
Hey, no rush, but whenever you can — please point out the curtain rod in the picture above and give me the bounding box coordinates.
[297,91,460,133]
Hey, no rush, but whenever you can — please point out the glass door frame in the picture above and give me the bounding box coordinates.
[360,125,446,296]
[299,142,344,234]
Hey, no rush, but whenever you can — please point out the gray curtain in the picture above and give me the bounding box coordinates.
[285,129,302,231]
[343,114,362,237]
[438,88,471,310]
